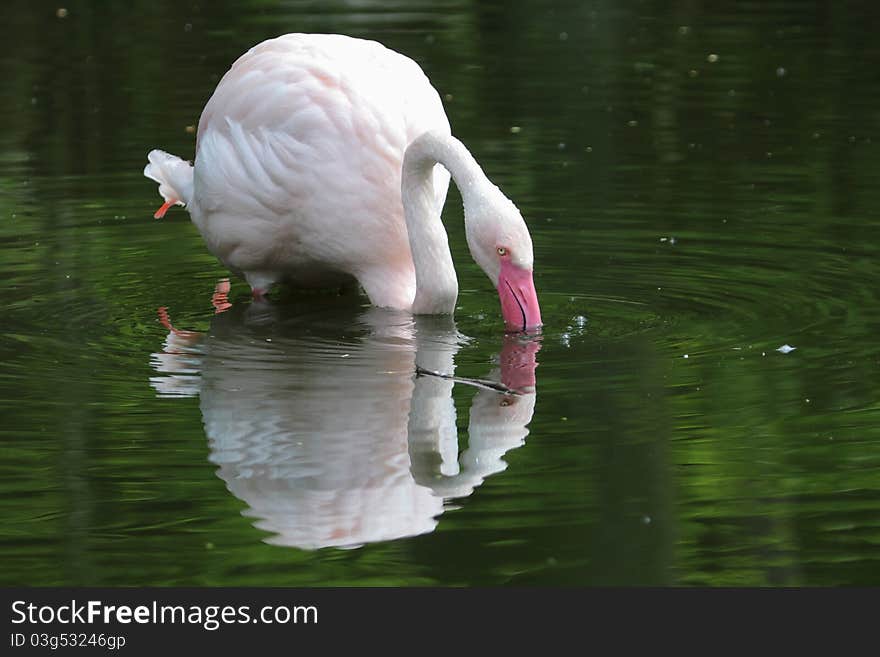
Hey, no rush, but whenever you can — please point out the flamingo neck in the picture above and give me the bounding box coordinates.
[402,131,490,315]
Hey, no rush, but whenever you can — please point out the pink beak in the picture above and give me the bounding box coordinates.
[497,259,542,332]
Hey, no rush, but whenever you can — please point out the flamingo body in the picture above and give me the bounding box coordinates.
[150,34,450,306]
[145,34,542,329]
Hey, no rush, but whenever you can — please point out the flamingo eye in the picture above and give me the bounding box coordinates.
[497,247,507,256]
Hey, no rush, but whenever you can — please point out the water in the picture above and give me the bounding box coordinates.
[2,1,879,586]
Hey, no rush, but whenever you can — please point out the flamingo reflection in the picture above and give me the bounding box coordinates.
[149,291,539,549]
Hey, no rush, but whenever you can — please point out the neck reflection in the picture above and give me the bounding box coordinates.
[150,302,540,550]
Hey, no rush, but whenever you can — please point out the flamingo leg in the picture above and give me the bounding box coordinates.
[212,278,233,314]
[153,199,178,219]
[157,306,202,340]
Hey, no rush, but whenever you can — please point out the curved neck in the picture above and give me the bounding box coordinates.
[401,131,490,315]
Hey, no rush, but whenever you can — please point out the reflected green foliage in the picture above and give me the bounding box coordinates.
[1,0,879,586]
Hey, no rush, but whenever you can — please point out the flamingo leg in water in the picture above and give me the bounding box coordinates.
[158,279,232,344]
[212,278,232,314]
[157,306,202,341]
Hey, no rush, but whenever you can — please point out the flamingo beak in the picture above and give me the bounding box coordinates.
[497,260,542,332]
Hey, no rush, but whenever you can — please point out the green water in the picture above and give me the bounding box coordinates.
[2,1,879,586]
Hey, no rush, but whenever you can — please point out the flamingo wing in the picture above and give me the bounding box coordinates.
[190,34,451,307]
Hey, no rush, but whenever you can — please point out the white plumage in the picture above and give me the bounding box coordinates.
[145,33,542,330]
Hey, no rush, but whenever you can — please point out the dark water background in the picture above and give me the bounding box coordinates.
[2,0,879,585]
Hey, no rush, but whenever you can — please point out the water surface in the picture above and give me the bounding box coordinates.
[2,0,879,585]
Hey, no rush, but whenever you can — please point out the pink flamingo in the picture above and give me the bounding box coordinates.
[144,33,541,331]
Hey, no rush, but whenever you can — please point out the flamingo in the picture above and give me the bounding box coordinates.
[144,33,541,331]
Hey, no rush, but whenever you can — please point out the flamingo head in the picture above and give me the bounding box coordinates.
[464,189,542,332]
